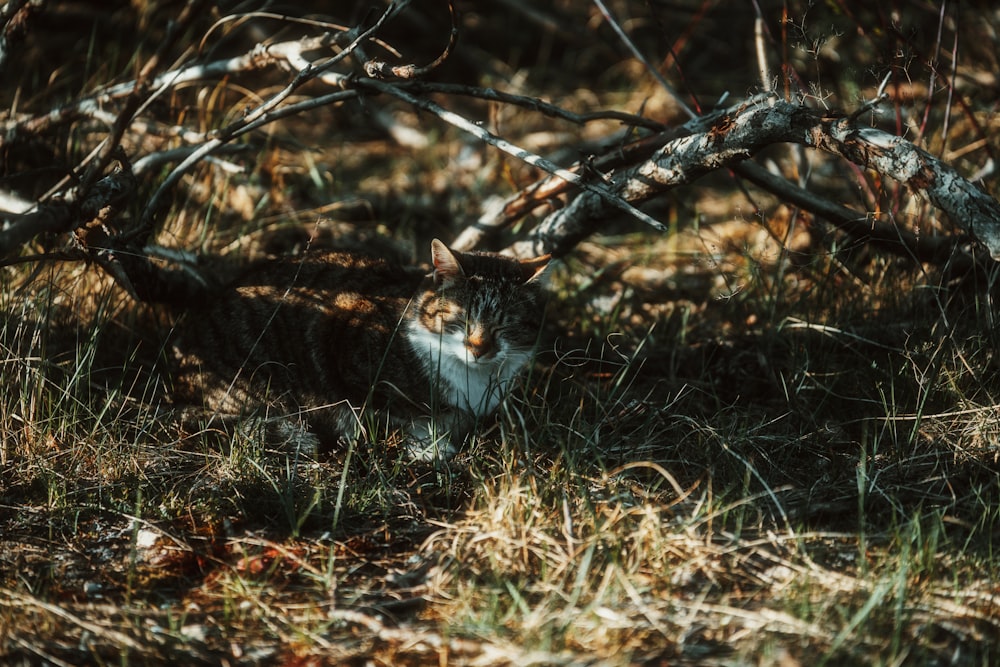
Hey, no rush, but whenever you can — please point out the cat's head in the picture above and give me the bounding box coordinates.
[414,239,551,367]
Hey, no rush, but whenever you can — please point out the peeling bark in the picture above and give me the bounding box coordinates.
[506,96,1000,261]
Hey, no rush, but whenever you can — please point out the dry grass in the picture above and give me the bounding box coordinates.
[3,1,1000,665]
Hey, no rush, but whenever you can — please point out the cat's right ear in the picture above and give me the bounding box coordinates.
[431,239,465,287]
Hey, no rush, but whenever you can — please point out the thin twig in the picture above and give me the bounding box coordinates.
[732,161,973,268]
[358,77,668,233]
[364,0,459,80]
[397,81,665,131]
[137,2,407,236]
[78,0,208,198]
[593,0,696,119]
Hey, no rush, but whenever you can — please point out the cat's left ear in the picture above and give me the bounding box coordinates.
[431,239,465,286]
[519,254,552,285]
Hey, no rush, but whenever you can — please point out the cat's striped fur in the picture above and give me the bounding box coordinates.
[172,240,550,457]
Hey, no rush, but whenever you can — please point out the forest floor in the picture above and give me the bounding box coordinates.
[2,2,999,665]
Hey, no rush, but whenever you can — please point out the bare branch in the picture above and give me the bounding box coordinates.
[504,96,1000,260]
[0,7,400,153]
[5,1,998,281]
[364,0,458,80]
[451,126,689,252]
[358,77,669,234]
[593,0,696,119]
[395,81,665,131]
[731,161,973,268]
[135,2,408,240]
[0,0,32,69]
[0,155,136,258]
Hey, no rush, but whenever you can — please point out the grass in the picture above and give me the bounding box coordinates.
[4,1,1000,665]
[6,219,1000,666]
[2,242,999,664]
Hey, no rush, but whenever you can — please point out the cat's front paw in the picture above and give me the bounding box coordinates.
[403,418,458,461]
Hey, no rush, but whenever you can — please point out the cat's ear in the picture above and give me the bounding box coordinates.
[519,254,552,285]
[431,239,465,286]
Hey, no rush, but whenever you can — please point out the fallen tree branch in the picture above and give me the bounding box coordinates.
[4,2,996,283]
[503,95,1000,261]
[0,157,136,260]
[478,2,996,266]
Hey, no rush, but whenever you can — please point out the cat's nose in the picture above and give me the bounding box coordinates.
[466,330,494,359]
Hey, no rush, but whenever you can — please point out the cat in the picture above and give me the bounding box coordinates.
[170,239,551,459]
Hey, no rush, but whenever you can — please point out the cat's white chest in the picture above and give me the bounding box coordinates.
[406,322,529,416]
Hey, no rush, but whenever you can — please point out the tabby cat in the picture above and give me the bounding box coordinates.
[172,240,551,458]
